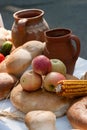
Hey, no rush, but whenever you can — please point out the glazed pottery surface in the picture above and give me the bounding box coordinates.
[44,28,80,74]
[11,9,49,47]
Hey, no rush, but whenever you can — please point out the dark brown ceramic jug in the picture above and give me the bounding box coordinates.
[11,9,49,47]
[44,28,80,74]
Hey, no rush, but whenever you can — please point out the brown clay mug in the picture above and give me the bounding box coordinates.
[43,28,80,74]
[11,9,49,47]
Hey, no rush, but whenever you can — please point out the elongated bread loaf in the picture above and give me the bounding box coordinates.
[0,40,45,76]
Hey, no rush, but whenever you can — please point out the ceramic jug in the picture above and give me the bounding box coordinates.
[44,28,80,74]
[11,9,49,47]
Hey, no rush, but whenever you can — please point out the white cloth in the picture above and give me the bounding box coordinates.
[0,57,87,130]
[0,14,4,27]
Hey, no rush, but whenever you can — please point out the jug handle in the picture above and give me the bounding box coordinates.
[70,34,80,60]
[17,18,28,32]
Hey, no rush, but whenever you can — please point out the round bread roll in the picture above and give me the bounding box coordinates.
[80,72,87,79]
[67,96,87,130]
[10,83,73,117]
[65,73,79,80]
[25,110,56,130]
[0,72,18,100]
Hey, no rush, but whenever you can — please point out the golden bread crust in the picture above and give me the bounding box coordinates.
[10,84,73,117]
[67,96,87,130]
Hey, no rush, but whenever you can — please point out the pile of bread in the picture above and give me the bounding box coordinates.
[0,27,87,130]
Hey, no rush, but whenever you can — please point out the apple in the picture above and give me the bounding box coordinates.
[50,59,67,75]
[43,72,66,92]
[20,70,42,91]
[32,55,52,75]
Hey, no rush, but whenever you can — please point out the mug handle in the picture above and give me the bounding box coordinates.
[18,18,28,32]
[70,34,80,60]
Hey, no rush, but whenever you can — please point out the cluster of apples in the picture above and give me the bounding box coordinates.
[20,55,67,92]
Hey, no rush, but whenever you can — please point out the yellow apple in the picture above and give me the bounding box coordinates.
[20,70,42,92]
[50,59,67,75]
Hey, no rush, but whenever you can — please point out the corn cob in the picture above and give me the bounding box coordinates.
[56,80,87,98]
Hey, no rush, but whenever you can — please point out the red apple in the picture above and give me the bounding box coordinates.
[20,70,42,91]
[32,55,52,75]
[50,59,67,75]
[43,72,66,92]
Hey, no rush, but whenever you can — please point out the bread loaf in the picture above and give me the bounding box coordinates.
[25,110,56,130]
[10,74,77,117]
[0,27,12,47]
[0,40,45,76]
[0,72,18,100]
[10,83,73,117]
